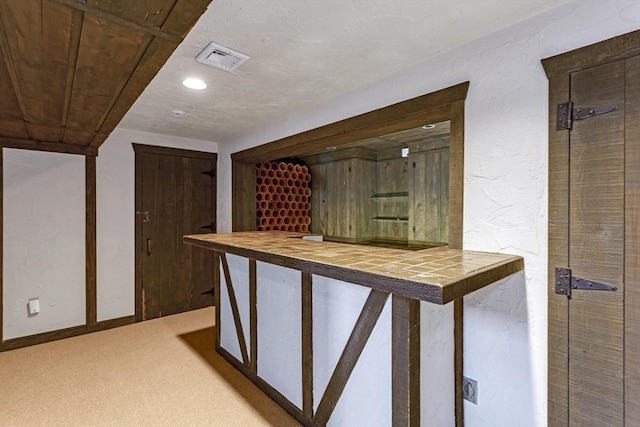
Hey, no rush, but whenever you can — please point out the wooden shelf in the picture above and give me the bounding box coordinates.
[371,216,409,222]
[371,192,408,199]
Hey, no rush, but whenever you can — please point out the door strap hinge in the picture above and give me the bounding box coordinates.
[556,101,620,130]
[555,267,618,299]
[201,169,215,177]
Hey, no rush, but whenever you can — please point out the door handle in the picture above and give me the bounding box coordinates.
[200,222,215,232]
[146,237,152,256]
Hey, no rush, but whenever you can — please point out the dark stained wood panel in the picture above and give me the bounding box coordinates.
[625,54,640,427]
[66,16,152,132]
[568,61,625,427]
[0,1,77,127]
[0,0,211,154]
[0,122,28,140]
[88,0,176,28]
[86,155,97,325]
[0,48,23,124]
[134,144,216,322]
[160,0,213,37]
[98,37,178,134]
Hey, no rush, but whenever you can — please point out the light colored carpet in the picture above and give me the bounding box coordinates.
[0,308,300,427]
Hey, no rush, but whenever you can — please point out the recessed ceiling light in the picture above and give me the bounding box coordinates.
[326,146,336,150]
[170,110,186,117]
[182,78,207,90]
[422,124,436,129]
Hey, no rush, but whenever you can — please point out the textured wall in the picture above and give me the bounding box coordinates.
[3,150,85,339]
[217,2,640,425]
[96,128,218,322]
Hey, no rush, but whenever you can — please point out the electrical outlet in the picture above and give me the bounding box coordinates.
[27,298,40,317]
[463,376,478,404]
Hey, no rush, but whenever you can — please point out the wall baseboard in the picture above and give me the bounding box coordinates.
[0,315,135,352]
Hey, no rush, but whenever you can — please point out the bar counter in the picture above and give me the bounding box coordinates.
[183,231,523,305]
[183,231,524,427]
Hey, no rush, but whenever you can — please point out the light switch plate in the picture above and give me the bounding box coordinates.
[27,298,40,316]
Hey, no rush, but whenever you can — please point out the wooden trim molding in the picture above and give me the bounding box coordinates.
[132,143,218,161]
[134,150,144,322]
[85,155,97,325]
[391,295,421,427]
[0,315,135,352]
[217,345,309,425]
[454,298,464,427]
[0,137,97,156]
[214,252,221,349]
[249,259,258,374]
[301,272,314,418]
[220,254,250,365]
[232,82,468,163]
[0,148,3,343]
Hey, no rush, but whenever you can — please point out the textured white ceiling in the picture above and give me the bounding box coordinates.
[118,0,567,143]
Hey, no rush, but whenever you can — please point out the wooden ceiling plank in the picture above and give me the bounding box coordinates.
[98,37,179,137]
[0,136,97,156]
[89,132,109,148]
[61,6,84,131]
[66,16,153,132]
[0,121,29,140]
[160,0,213,37]
[87,0,177,29]
[0,53,25,123]
[50,0,182,42]
[0,1,76,131]
[27,124,62,143]
[0,4,30,128]
[61,128,97,145]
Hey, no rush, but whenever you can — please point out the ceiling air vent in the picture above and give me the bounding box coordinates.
[195,42,249,72]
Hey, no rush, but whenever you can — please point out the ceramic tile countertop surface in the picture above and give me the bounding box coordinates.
[184,231,524,304]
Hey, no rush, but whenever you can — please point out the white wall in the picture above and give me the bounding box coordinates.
[216,2,640,426]
[1,130,218,338]
[3,149,85,339]
[96,128,218,321]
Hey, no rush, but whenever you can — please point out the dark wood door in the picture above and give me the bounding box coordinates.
[134,145,217,321]
[547,52,640,425]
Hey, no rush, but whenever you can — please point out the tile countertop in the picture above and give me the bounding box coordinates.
[183,231,524,305]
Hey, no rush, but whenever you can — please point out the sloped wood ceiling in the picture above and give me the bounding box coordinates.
[0,0,211,156]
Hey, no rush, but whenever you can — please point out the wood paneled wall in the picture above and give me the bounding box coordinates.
[230,82,467,251]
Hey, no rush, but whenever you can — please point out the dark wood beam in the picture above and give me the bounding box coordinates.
[49,0,183,42]
[249,259,258,374]
[232,82,469,163]
[0,137,97,156]
[85,155,97,325]
[0,149,3,343]
[0,315,134,352]
[214,252,221,348]
[454,298,464,427]
[61,8,83,132]
[302,272,314,418]
[392,295,421,427]
[220,253,250,365]
[313,289,390,426]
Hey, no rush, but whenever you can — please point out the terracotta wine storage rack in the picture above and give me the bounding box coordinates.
[256,161,312,232]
